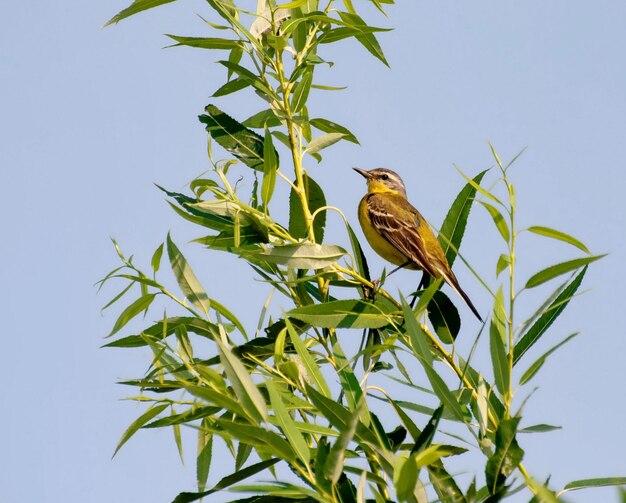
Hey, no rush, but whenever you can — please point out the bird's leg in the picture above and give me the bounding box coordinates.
[366,261,413,301]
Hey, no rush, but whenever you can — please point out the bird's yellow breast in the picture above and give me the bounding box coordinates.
[358,195,417,268]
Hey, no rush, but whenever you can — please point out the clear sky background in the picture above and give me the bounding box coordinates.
[2,1,626,502]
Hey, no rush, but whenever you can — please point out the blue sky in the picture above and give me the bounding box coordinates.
[2,1,626,501]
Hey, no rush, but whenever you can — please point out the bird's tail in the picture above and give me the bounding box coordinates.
[440,270,483,322]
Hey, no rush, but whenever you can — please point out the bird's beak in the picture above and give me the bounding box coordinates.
[353,167,372,179]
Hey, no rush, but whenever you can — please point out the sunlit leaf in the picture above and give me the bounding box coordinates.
[113,403,168,457]
[490,287,509,397]
[289,174,326,242]
[324,398,363,483]
[514,268,586,364]
[105,0,176,26]
[167,234,211,316]
[216,338,268,425]
[527,226,591,254]
[480,201,510,243]
[107,293,156,338]
[172,459,280,503]
[304,133,345,155]
[519,332,579,385]
[199,104,277,171]
[266,381,310,465]
[288,299,396,329]
[525,255,604,289]
[165,35,242,49]
[285,319,331,398]
[244,243,346,269]
[561,477,626,494]
[310,118,359,144]
[439,170,487,266]
[485,417,524,494]
[262,125,278,207]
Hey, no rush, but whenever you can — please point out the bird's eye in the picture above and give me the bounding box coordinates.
[381,174,389,181]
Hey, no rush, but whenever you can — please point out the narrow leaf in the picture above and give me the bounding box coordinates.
[105,0,176,26]
[290,69,313,114]
[324,399,362,483]
[167,234,211,315]
[480,201,510,243]
[288,299,396,329]
[244,243,346,269]
[519,332,579,385]
[261,125,278,207]
[490,287,509,397]
[285,319,331,398]
[304,133,345,155]
[310,118,359,144]
[485,417,524,494]
[527,226,590,254]
[439,170,487,266]
[165,35,242,50]
[113,403,168,457]
[525,255,604,289]
[107,293,156,337]
[216,338,268,424]
[514,268,586,364]
[562,477,626,493]
[266,381,311,465]
[289,174,326,242]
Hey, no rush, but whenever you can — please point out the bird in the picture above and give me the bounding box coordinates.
[353,167,482,321]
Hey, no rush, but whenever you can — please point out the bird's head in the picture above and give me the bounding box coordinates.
[353,168,407,196]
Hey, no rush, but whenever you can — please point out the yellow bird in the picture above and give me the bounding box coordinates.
[354,167,482,321]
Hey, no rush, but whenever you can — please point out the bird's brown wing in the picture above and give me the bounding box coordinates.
[367,193,440,278]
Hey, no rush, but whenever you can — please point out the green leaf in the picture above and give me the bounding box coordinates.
[496,253,510,277]
[345,222,371,281]
[289,174,327,242]
[212,77,251,97]
[266,381,310,465]
[428,462,466,503]
[337,12,390,67]
[172,458,280,503]
[196,421,212,491]
[167,234,211,316]
[217,61,272,95]
[401,295,433,366]
[519,424,562,433]
[285,319,332,398]
[439,170,487,266]
[216,338,268,424]
[288,299,396,329]
[480,201,510,243]
[107,293,156,338]
[410,405,443,455]
[514,268,586,364]
[165,35,242,50]
[244,243,346,269]
[310,118,359,144]
[519,332,578,385]
[395,454,419,501]
[485,417,524,494]
[199,104,277,171]
[527,226,591,254]
[262,125,278,207]
[113,403,168,457]
[105,0,176,26]
[243,109,282,128]
[415,444,467,468]
[324,398,363,483]
[290,69,313,114]
[423,365,467,423]
[151,243,164,273]
[490,287,509,397]
[562,477,626,494]
[304,133,345,155]
[525,255,605,289]
[427,291,460,344]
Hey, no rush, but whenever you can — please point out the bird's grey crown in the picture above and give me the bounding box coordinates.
[368,168,407,195]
